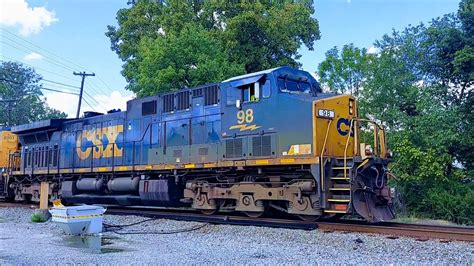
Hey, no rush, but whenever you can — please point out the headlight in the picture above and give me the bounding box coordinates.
[365,144,373,155]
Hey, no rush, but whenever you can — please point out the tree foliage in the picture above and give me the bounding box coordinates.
[106,0,320,96]
[318,2,473,224]
[318,44,368,96]
[0,62,66,126]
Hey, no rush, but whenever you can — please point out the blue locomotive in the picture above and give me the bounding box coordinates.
[3,67,394,222]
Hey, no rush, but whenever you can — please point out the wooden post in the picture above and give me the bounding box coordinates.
[39,182,49,210]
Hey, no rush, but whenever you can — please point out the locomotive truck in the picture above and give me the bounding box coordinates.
[1,67,395,222]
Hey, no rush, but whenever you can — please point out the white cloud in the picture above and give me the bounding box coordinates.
[24,52,43,61]
[0,0,58,36]
[367,46,380,54]
[44,90,134,118]
[93,91,134,114]
[42,90,79,117]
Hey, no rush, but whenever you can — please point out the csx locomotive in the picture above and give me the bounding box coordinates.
[1,67,395,222]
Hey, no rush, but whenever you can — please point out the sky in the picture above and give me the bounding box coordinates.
[0,0,460,117]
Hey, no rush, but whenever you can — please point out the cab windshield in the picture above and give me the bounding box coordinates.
[277,77,315,94]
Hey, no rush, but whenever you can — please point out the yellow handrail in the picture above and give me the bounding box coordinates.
[343,119,355,179]
[343,118,388,179]
[320,120,333,156]
[319,119,333,192]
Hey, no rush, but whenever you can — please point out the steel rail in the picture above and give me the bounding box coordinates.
[105,207,474,242]
[105,206,474,242]
[105,207,317,230]
[1,202,472,242]
[314,221,474,242]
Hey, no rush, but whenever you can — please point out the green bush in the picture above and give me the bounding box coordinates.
[390,137,474,225]
[31,213,48,223]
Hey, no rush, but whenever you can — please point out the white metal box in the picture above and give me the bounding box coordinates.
[49,205,106,235]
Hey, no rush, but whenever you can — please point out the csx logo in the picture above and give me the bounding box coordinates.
[76,125,123,160]
[337,118,353,136]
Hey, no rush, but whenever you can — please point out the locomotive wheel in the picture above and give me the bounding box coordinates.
[297,215,322,222]
[244,211,265,218]
[200,209,218,215]
[324,213,345,220]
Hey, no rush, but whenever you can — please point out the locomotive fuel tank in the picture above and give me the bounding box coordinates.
[107,176,140,194]
[76,178,105,192]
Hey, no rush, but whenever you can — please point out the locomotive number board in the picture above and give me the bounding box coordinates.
[317,109,335,119]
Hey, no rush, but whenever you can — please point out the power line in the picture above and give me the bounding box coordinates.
[41,87,79,95]
[2,29,115,93]
[83,91,101,106]
[1,39,77,72]
[2,29,88,71]
[3,42,114,96]
[42,79,80,89]
[88,80,112,96]
[1,57,80,82]
[82,97,98,112]
[96,76,115,93]
[1,59,109,109]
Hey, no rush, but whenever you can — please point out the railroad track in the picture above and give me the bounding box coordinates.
[316,221,474,242]
[2,202,473,242]
[105,206,318,230]
[105,206,474,242]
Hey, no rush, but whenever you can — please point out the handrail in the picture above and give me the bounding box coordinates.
[319,119,333,193]
[343,119,355,179]
[343,118,387,179]
[320,120,333,156]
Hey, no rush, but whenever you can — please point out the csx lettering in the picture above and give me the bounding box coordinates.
[76,125,123,160]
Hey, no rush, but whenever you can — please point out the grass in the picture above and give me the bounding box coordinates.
[393,216,459,226]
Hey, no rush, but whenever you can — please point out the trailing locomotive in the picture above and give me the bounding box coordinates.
[0,128,18,195]
[2,67,395,222]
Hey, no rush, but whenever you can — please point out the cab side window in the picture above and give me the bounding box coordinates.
[242,82,260,103]
[226,77,271,106]
[262,79,271,98]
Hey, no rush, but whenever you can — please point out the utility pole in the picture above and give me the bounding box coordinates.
[73,71,95,118]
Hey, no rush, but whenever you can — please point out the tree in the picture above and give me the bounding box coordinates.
[318,44,368,96]
[0,61,66,126]
[317,5,473,224]
[136,24,244,96]
[106,0,320,95]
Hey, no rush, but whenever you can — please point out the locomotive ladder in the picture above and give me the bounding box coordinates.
[324,158,353,214]
[318,118,353,215]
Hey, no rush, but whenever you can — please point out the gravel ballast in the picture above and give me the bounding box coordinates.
[0,207,472,264]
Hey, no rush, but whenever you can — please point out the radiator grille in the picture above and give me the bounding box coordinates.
[198,147,208,156]
[176,91,190,110]
[204,85,219,106]
[225,138,243,158]
[163,94,174,112]
[142,100,157,115]
[252,136,271,157]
